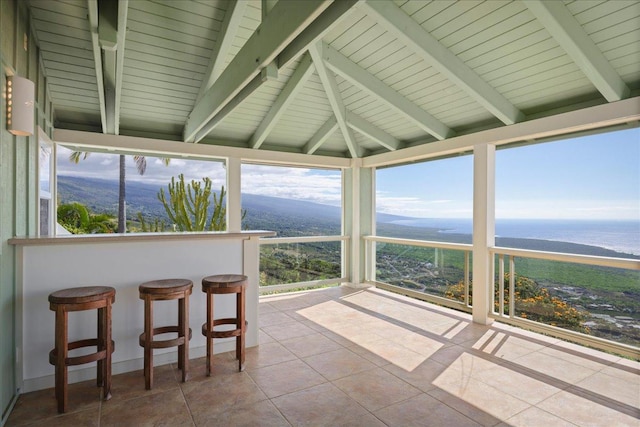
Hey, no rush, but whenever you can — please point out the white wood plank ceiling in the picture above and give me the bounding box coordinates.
[29,0,640,158]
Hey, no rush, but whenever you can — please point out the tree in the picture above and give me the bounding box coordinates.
[158,174,228,231]
[69,152,169,233]
[57,202,117,234]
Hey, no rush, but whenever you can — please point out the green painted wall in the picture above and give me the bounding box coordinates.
[0,0,53,422]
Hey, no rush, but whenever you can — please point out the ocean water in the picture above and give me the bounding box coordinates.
[388,218,640,256]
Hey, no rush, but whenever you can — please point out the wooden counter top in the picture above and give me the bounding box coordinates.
[9,230,276,246]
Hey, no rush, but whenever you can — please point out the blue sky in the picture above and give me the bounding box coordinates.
[377,126,640,220]
[56,127,639,220]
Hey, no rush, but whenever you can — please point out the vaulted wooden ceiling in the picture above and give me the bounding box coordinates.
[28,0,640,158]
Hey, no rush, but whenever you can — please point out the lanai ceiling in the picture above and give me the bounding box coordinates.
[28,0,640,158]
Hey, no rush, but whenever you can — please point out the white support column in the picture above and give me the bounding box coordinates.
[342,167,354,283]
[364,167,376,283]
[343,160,374,286]
[472,143,495,324]
[226,157,242,232]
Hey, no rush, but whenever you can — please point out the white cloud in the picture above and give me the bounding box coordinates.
[375,192,471,218]
[242,164,341,206]
[56,147,341,205]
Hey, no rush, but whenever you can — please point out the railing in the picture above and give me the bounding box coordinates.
[258,235,349,294]
[363,236,473,312]
[490,246,640,359]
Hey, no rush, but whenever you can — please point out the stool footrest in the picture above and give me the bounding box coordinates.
[139,326,193,349]
[202,319,248,338]
[49,339,115,366]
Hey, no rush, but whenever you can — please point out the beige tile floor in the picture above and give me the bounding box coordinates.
[6,286,640,426]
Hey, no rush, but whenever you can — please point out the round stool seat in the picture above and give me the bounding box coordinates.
[139,278,193,297]
[201,274,248,375]
[49,286,115,306]
[48,286,116,413]
[202,274,248,291]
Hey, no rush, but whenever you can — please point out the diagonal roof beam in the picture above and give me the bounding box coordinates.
[196,0,250,104]
[309,43,362,158]
[251,53,315,149]
[524,0,630,102]
[113,0,128,134]
[362,0,524,125]
[184,0,333,143]
[304,117,338,154]
[320,42,452,140]
[88,0,127,135]
[87,0,107,133]
[346,111,400,151]
[189,0,361,143]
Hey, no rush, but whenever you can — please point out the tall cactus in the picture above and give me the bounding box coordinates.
[158,174,227,231]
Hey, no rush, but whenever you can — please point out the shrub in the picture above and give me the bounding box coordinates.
[445,273,588,333]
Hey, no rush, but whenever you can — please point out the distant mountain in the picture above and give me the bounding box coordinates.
[57,176,413,236]
[57,176,634,258]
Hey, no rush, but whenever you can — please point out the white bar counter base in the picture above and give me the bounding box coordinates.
[10,231,275,393]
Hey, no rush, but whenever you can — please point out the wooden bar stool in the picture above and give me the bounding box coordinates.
[201,274,248,375]
[138,279,193,390]
[48,286,116,413]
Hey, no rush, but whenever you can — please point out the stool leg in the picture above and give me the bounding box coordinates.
[206,291,213,377]
[104,298,113,400]
[178,298,184,372]
[144,296,153,390]
[55,307,68,413]
[238,289,246,372]
[97,306,105,389]
[178,294,189,382]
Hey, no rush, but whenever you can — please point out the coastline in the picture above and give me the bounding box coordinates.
[380,218,640,258]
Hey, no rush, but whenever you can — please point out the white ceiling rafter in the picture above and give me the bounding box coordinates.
[250,53,315,149]
[188,0,361,144]
[361,0,525,126]
[183,0,334,143]
[346,111,400,151]
[309,43,362,158]
[87,0,107,133]
[88,0,128,135]
[320,42,452,141]
[196,0,250,104]
[304,117,338,154]
[113,0,128,135]
[523,0,630,102]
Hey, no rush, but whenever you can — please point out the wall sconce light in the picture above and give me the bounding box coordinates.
[7,75,35,136]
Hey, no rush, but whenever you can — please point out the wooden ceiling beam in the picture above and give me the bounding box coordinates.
[88,0,128,135]
[251,53,315,149]
[362,0,524,126]
[183,0,333,143]
[309,43,362,158]
[87,0,107,133]
[189,0,361,142]
[320,42,452,140]
[113,0,128,135]
[304,117,338,154]
[196,0,249,104]
[524,0,630,102]
[346,111,400,151]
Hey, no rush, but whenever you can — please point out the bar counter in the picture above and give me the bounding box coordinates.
[10,230,275,393]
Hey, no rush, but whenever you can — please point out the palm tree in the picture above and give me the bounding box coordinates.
[69,152,169,233]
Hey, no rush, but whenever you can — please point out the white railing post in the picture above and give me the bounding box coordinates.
[472,143,496,324]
